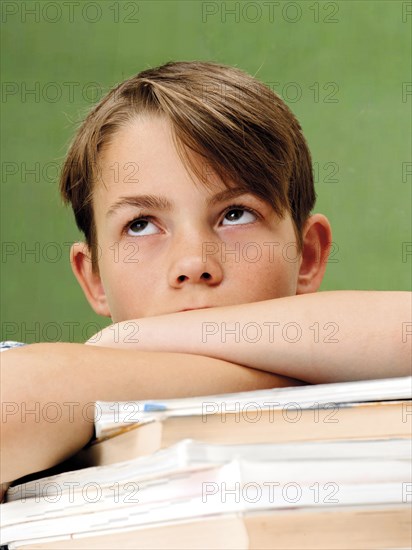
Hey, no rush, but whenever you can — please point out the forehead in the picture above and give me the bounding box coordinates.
[94,115,247,206]
[97,115,174,175]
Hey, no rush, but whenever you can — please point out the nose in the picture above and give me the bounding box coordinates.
[168,247,223,288]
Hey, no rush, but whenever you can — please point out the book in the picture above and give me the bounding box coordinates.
[2,438,411,549]
[2,377,411,549]
[79,376,412,467]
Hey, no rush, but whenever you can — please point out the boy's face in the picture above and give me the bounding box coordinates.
[86,115,303,323]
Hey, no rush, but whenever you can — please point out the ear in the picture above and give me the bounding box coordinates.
[296,214,333,294]
[70,242,112,318]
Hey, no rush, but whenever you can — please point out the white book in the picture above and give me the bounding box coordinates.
[2,438,411,548]
[95,376,412,438]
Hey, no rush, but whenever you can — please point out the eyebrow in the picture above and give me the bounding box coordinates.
[106,188,253,219]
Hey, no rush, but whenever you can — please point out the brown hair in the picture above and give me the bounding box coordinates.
[59,61,316,273]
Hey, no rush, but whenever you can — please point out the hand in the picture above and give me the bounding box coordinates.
[85,320,143,349]
[84,323,120,347]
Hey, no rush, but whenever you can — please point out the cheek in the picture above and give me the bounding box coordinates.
[235,248,299,298]
[101,248,162,302]
[100,240,141,266]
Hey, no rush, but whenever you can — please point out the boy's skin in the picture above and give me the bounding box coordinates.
[1,115,410,487]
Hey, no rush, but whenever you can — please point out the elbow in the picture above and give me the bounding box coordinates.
[0,417,24,484]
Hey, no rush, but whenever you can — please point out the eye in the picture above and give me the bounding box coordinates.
[221,204,259,226]
[125,217,160,236]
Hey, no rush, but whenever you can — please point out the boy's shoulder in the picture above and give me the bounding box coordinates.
[0,341,27,352]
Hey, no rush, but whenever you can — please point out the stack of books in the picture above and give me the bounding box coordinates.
[1,376,411,549]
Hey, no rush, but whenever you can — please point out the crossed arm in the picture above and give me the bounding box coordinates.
[1,344,302,485]
[1,290,410,484]
[88,291,412,383]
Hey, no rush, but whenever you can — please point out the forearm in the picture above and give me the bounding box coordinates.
[89,291,412,384]
[1,343,301,483]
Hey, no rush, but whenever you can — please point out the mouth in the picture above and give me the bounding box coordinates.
[178,306,212,312]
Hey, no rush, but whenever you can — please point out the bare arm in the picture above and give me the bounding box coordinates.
[88,291,412,383]
[0,343,302,484]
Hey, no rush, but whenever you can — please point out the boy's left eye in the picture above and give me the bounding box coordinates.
[222,205,258,225]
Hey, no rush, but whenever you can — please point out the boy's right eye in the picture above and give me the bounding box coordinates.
[125,217,160,236]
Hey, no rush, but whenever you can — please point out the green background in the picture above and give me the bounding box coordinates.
[1,0,411,344]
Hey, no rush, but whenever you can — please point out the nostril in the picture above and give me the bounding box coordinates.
[177,273,211,282]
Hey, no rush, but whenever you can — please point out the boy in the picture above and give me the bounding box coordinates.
[1,61,410,487]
